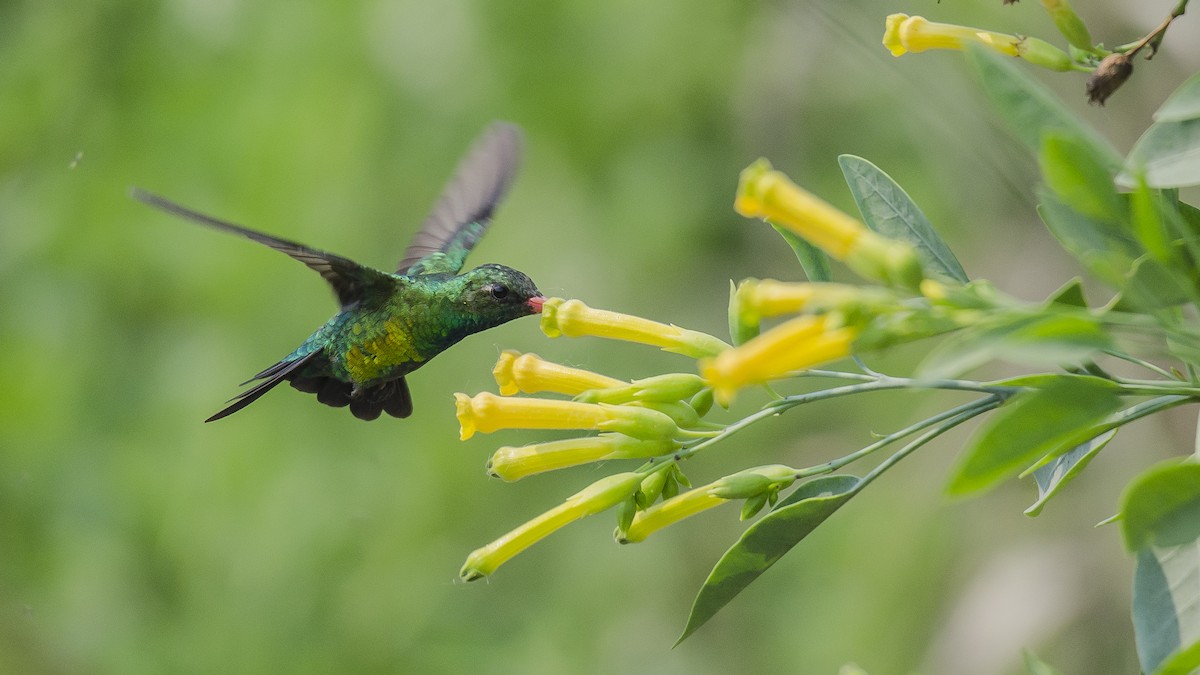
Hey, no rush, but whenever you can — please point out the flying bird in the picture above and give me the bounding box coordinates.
[133,122,544,422]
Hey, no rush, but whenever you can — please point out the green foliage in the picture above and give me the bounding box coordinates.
[837,154,968,284]
[679,475,860,642]
[947,377,1123,496]
[1025,429,1116,516]
[1122,73,1200,188]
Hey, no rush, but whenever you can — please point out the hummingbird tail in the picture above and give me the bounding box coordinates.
[288,374,413,421]
[205,352,320,422]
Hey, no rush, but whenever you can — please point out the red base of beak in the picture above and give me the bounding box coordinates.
[527,296,546,313]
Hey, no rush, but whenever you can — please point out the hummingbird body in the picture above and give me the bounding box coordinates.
[135,123,544,421]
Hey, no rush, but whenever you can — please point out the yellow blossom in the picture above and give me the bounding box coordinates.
[487,434,678,482]
[540,297,730,358]
[883,14,1073,71]
[618,484,728,544]
[699,315,860,405]
[454,392,678,441]
[462,472,643,580]
[493,350,622,397]
[735,161,923,289]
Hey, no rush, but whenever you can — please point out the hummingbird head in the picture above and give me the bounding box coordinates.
[459,264,546,328]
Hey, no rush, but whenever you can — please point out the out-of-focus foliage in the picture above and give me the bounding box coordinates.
[1,1,1194,673]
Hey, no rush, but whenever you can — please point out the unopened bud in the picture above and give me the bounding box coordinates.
[1086,53,1132,106]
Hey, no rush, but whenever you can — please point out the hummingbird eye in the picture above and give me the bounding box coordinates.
[489,284,510,300]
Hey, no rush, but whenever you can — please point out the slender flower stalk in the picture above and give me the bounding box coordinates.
[493,350,623,397]
[487,434,678,482]
[735,160,923,289]
[882,14,1074,71]
[455,392,678,440]
[700,315,860,405]
[541,297,730,358]
[461,472,643,580]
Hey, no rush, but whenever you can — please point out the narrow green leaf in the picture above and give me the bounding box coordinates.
[963,44,1121,171]
[1155,71,1200,123]
[1132,543,1200,675]
[947,377,1124,496]
[1044,277,1087,308]
[677,475,860,643]
[1121,462,1200,551]
[1119,117,1200,189]
[837,154,968,284]
[1121,256,1194,310]
[771,223,831,282]
[919,312,1113,380]
[1039,132,1125,225]
[1158,640,1200,675]
[1025,429,1117,516]
[1036,188,1139,287]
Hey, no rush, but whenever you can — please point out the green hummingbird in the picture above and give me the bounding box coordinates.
[133,122,545,422]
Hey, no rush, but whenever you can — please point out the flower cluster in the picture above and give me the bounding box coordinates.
[452,158,944,581]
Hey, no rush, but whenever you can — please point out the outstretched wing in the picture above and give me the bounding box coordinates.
[397,122,523,276]
[132,188,399,310]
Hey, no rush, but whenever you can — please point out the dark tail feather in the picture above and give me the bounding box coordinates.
[346,378,412,421]
[382,378,413,419]
[206,352,319,422]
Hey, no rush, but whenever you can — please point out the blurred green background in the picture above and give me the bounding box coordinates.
[2,1,1196,672]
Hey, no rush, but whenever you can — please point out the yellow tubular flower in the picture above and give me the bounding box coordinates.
[618,484,728,544]
[493,350,622,397]
[462,472,643,580]
[883,14,1073,71]
[736,160,867,259]
[487,434,678,482]
[454,392,678,441]
[699,315,860,406]
[540,298,730,359]
[735,161,923,288]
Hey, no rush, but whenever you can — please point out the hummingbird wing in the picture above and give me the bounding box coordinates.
[132,188,399,310]
[397,122,524,276]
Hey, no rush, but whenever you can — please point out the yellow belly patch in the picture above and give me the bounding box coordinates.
[343,317,425,383]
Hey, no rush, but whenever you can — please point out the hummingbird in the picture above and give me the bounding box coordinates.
[133,122,545,422]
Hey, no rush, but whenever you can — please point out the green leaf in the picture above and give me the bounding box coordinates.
[1039,132,1125,225]
[1122,462,1200,551]
[771,223,831,282]
[919,313,1114,380]
[1024,429,1117,516]
[1121,256,1194,310]
[1044,277,1087,308]
[1023,649,1065,675]
[1037,188,1138,287]
[1120,117,1200,189]
[963,44,1121,171]
[1132,544,1200,675]
[836,154,968,284]
[1155,71,1200,123]
[677,475,860,643]
[947,377,1124,496]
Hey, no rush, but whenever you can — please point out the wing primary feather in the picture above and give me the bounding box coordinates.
[397,122,524,275]
[131,187,398,309]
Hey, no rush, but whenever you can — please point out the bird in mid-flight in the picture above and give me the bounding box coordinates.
[133,122,545,422]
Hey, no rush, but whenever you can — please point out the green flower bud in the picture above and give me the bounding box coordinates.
[1041,0,1093,51]
[689,388,715,416]
[709,465,798,499]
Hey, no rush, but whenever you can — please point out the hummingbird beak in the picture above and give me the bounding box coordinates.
[526,296,546,313]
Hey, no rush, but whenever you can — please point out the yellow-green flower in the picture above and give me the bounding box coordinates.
[883,14,1073,71]
[462,472,643,580]
[540,297,730,358]
[493,350,623,397]
[699,314,860,405]
[575,373,707,405]
[708,464,798,499]
[735,160,923,289]
[454,392,678,440]
[487,434,678,482]
[734,279,887,325]
[1041,0,1093,51]
[618,484,728,544]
